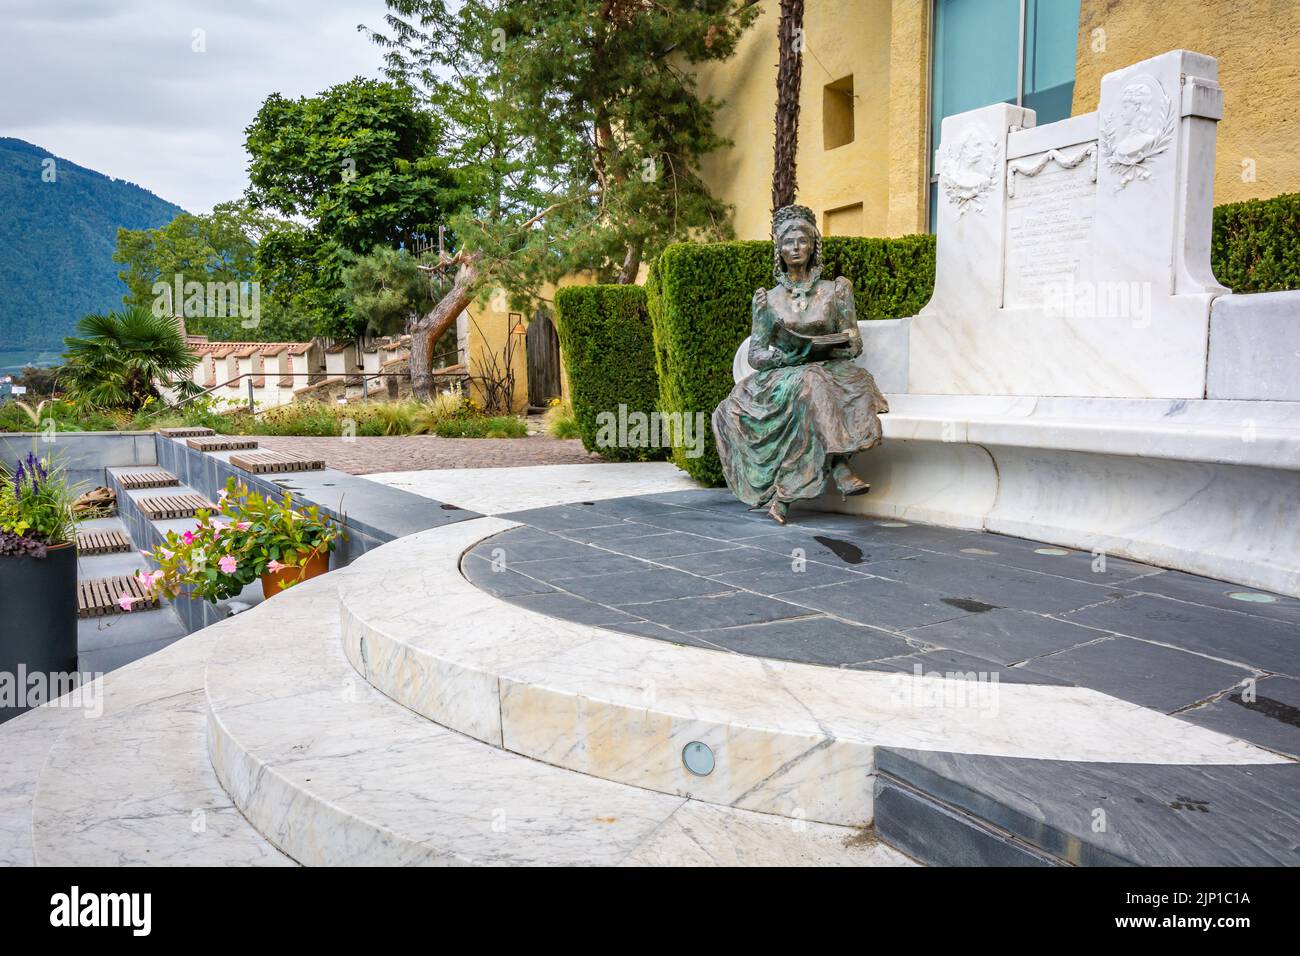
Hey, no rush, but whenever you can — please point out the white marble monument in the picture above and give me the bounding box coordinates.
[913,49,1226,398]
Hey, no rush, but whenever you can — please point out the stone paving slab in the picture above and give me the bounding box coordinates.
[466,491,1300,758]
[875,747,1300,866]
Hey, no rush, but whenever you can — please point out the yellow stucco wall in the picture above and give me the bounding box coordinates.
[696,0,930,241]
[1073,0,1300,205]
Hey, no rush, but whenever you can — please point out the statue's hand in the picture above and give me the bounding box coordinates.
[753,288,768,311]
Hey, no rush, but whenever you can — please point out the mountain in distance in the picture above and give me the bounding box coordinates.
[0,137,185,355]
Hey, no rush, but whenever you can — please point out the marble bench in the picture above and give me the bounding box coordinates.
[731,318,1300,598]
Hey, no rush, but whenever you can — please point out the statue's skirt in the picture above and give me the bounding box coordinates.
[711,359,889,507]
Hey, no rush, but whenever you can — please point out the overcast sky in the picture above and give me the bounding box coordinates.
[0,0,394,213]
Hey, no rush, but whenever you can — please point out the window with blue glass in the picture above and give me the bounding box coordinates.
[928,0,1081,230]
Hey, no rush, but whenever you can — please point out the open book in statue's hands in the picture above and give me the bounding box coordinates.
[772,323,851,360]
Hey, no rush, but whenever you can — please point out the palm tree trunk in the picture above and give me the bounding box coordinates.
[773,0,804,211]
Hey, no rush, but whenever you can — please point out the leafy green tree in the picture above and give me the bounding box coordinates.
[113,201,314,342]
[368,0,758,284]
[59,307,200,411]
[243,77,467,338]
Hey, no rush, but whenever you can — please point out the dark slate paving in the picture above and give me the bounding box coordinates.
[876,747,1300,866]
[858,648,1069,686]
[778,576,976,630]
[1062,593,1300,677]
[579,530,738,560]
[863,552,1129,615]
[562,567,730,605]
[461,553,558,598]
[1024,636,1256,713]
[692,616,913,666]
[507,591,645,627]
[511,553,656,583]
[903,607,1108,665]
[1127,569,1300,627]
[1179,675,1300,759]
[462,492,1300,755]
[623,591,813,631]
[710,556,868,594]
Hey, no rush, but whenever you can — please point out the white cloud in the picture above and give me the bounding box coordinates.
[0,0,393,213]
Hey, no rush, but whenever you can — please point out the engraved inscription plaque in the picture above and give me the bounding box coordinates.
[1004,151,1097,308]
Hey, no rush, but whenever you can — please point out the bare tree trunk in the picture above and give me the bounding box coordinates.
[773,0,804,211]
[617,238,643,284]
[410,252,482,400]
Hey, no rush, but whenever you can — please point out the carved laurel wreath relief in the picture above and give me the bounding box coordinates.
[939,127,1000,216]
[1099,74,1177,190]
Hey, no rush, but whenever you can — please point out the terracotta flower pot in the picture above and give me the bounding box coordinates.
[260,548,331,597]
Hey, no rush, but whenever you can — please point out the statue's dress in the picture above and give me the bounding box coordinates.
[712,276,889,507]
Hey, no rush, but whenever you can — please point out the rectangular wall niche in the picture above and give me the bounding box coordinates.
[823,202,864,237]
[823,75,855,149]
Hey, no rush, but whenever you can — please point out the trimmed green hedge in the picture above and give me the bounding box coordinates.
[647,235,935,485]
[1212,192,1300,294]
[554,284,666,462]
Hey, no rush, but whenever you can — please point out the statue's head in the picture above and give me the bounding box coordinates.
[772,204,821,281]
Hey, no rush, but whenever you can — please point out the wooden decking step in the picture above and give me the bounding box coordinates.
[76,529,132,556]
[116,469,180,491]
[158,427,215,438]
[78,575,159,618]
[229,451,325,475]
[138,492,216,520]
[186,437,258,452]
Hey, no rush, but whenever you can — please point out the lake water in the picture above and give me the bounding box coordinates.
[0,349,62,374]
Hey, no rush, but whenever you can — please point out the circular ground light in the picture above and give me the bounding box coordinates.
[1034,547,1072,556]
[878,521,909,528]
[682,741,715,776]
[1228,591,1278,604]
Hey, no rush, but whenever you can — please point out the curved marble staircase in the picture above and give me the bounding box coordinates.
[6,513,1289,867]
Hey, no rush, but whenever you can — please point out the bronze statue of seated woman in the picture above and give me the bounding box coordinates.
[711,204,889,524]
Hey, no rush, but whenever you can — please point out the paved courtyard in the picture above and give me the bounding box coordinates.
[256,431,601,474]
[465,488,1300,760]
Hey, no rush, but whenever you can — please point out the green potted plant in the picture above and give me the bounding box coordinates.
[139,477,343,605]
[0,450,80,721]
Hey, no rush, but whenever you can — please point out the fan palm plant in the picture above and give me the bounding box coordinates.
[59,307,201,411]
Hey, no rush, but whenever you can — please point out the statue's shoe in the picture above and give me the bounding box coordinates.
[768,499,789,524]
[835,474,871,499]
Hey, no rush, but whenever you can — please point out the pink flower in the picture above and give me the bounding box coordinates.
[218,555,238,574]
[135,570,154,589]
[235,521,251,531]
[210,520,229,534]
[182,531,195,545]
[159,548,174,560]
[266,560,286,573]
[118,593,135,612]
[218,489,228,503]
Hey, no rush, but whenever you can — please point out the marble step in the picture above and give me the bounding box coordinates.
[19,628,291,866]
[336,517,1286,829]
[206,573,908,866]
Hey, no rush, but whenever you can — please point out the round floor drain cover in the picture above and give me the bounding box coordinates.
[878,521,909,528]
[1228,591,1277,604]
[1034,547,1071,556]
[682,741,715,776]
